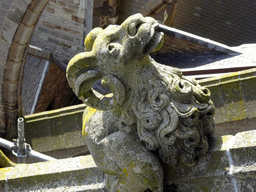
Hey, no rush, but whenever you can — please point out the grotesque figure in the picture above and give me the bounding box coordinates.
[66,14,215,192]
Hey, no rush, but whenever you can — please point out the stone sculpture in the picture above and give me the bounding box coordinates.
[66,13,215,192]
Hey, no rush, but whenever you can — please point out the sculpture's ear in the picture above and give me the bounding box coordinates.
[67,54,125,110]
[84,27,104,51]
[67,27,125,110]
[66,51,99,98]
[67,27,103,104]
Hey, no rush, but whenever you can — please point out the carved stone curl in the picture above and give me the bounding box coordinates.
[66,13,215,192]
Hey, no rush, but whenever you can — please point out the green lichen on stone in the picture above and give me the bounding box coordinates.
[0,150,16,169]
[66,13,215,192]
[199,68,256,123]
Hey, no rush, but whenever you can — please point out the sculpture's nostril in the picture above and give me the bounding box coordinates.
[128,22,143,36]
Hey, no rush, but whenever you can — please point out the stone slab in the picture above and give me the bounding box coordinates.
[199,68,256,124]
[24,104,87,152]
[164,129,256,191]
[0,155,105,192]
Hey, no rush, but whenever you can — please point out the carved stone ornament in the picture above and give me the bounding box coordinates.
[66,13,215,192]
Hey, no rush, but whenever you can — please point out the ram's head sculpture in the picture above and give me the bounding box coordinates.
[66,14,215,192]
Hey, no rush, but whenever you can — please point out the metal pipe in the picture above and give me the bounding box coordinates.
[17,117,26,163]
[156,24,240,54]
[0,137,15,150]
[29,150,56,161]
[0,117,57,162]
[0,137,56,162]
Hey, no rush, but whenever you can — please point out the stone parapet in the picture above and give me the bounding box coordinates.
[1,130,256,191]
[0,155,104,192]
[24,104,87,155]
[164,129,256,191]
[199,68,256,123]
[21,68,256,157]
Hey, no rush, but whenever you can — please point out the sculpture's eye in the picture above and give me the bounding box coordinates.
[128,22,143,36]
[107,43,119,56]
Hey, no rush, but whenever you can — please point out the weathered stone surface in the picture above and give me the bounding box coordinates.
[66,13,215,191]
[4,61,21,82]
[3,81,18,104]
[29,0,50,13]
[0,150,16,168]
[8,43,27,62]
[1,18,18,44]
[21,8,40,27]
[164,130,256,191]
[7,6,24,24]
[0,155,105,192]
[13,0,30,11]
[199,68,256,124]
[30,0,89,64]
[24,104,87,153]
[27,45,51,59]
[0,40,10,62]
[13,23,35,45]
[0,104,5,133]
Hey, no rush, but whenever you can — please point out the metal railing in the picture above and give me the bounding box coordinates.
[0,117,56,163]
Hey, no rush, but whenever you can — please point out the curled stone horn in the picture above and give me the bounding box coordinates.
[66,28,126,110]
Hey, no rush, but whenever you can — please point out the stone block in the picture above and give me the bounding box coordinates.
[199,68,256,124]
[8,43,26,62]
[214,107,226,124]
[13,0,30,11]
[0,60,5,80]
[0,39,10,61]
[165,130,256,191]
[13,23,34,45]
[29,0,50,13]
[48,37,59,44]
[240,76,256,102]
[50,30,61,38]
[7,7,24,24]
[28,45,51,60]
[22,8,41,27]
[224,100,246,122]
[24,104,87,152]
[72,15,84,24]
[3,81,18,104]
[37,26,50,34]
[0,104,5,131]
[0,18,3,29]
[244,100,256,119]
[1,18,18,44]
[45,6,55,14]
[0,155,105,192]
[222,80,243,104]
[61,33,73,42]
[0,8,8,17]
[4,61,21,82]
[1,2,12,10]
[207,83,224,108]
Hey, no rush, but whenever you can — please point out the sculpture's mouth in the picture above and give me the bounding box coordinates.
[143,24,163,54]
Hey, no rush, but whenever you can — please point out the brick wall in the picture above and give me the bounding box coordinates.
[0,0,33,134]
[172,0,256,46]
[35,61,77,113]
[118,0,149,24]
[30,0,93,64]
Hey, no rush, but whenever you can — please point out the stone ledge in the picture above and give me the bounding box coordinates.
[199,68,256,124]
[24,104,87,152]
[1,130,256,191]
[164,129,256,191]
[0,155,105,192]
[28,45,51,60]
